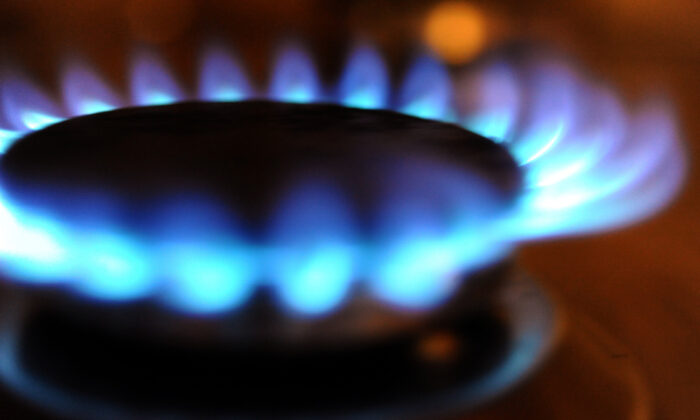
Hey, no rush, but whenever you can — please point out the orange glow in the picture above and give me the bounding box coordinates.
[417,331,460,363]
[423,1,487,64]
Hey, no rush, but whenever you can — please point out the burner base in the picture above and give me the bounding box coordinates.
[0,271,557,419]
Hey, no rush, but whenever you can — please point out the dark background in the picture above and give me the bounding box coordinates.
[0,1,697,419]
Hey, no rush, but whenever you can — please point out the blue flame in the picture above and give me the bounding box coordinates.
[499,99,683,239]
[368,159,511,308]
[371,238,459,308]
[1,74,65,131]
[398,54,452,120]
[338,44,389,109]
[131,51,185,106]
[199,45,252,102]
[268,179,357,314]
[269,44,321,103]
[160,243,257,315]
[72,233,155,301]
[271,244,356,315]
[62,60,121,116]
[524,87,625,188]
[458,61,520,141]
[151,195,259,314]
[508,60,576,165]
[20,112,62,131]
[0,129,23,154]
[0,195,72,282]
[0,43,686,316]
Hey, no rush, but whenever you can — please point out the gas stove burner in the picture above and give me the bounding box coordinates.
[0,100,520,320]
[0,100,521,343]
[0,40,686,418]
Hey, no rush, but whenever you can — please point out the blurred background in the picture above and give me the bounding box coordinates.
[0,1,696,419]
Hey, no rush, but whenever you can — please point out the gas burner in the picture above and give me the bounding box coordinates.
[0,41,685,418]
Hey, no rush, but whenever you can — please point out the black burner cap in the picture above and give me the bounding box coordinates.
[0,101,521,233]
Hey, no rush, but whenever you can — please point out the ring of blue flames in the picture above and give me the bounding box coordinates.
[0,43,685,316]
